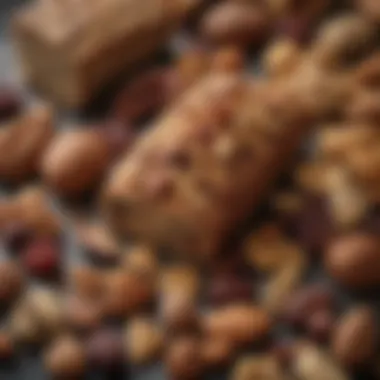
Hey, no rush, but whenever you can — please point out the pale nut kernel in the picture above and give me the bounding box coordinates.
[263,38,302,78]
[41,129,111,198]
[203,304,272,348]
[124,317,163,365]
[231,354,283,380]
[332,306,376,368]
[44,335,86,379]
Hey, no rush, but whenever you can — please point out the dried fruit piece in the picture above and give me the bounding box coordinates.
[86,328,124,371]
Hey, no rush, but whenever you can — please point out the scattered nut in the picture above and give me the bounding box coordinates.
[86,328,124,370]
[292,341,349,380]
[0,103,54,183]
[102,269,155,319]
[324,232,380,289]
[124,317,163,365]
[203,304,272,348]
[332,306,376,368]
[41,129,111,198]
[44,335,86,379]
[200,2,271,47]
[231,354,283,380]
[165,335,204,380]
[0,260,24,307]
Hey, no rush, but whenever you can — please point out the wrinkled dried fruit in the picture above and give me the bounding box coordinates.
[44,335,86,379]
[165,335,204,380]
[332,306,376,368]
[204,304,271,348]
[2,222,33,254]
[86,328,124,370]
[21,238,61,278]
[325,232,380,289]
[124,317,163,365]
[281,284,334,329]
[41,129,110,198]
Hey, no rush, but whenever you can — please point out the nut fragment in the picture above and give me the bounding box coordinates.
[200,2,271,47]
[102,269,155,319]
[292,341,349,380]
[165,335,204,380]
[41,129,111,198]
[332,306,376,368]
[203,304,271,348]
[124,317,163,365]
[0,260,24,307]
[0,103,54,183]
[324,232,380,289]
[44,335,86,379]
[231,354,283,380]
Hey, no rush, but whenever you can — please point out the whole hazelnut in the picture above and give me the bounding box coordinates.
[165,336,204,380]
[281,284,334,329]
[325,233,380,289]
[0,261,24,306]
[124,317,163,365]
[41,129,110,198]
[332,306,376,368]
[21,238,61,278]
[86,328,125,370]
[44,335,86,379]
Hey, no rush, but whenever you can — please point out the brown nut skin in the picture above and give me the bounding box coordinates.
[203,304,271,349]
[200,2,271,47]
[44,335,86,379]
[41,129,110,198]
[165,335,204,380]
[0,104,53,183]
[0,261,24,307]
[332,306,376,368]
[324,233,380,289]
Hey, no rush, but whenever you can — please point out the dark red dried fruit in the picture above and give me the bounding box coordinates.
[86,328,124,370]
[306,309,335,343]
[281,284,334,329]
[2,222,33,254]
[207,274,253,306]
[0,87,22,121]
[21,238,61,278]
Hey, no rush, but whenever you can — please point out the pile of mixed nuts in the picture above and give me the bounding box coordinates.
[1,0,380,379]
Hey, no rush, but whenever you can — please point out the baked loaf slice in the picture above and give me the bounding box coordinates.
[103,70,349,260]
[12,0,197,107]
